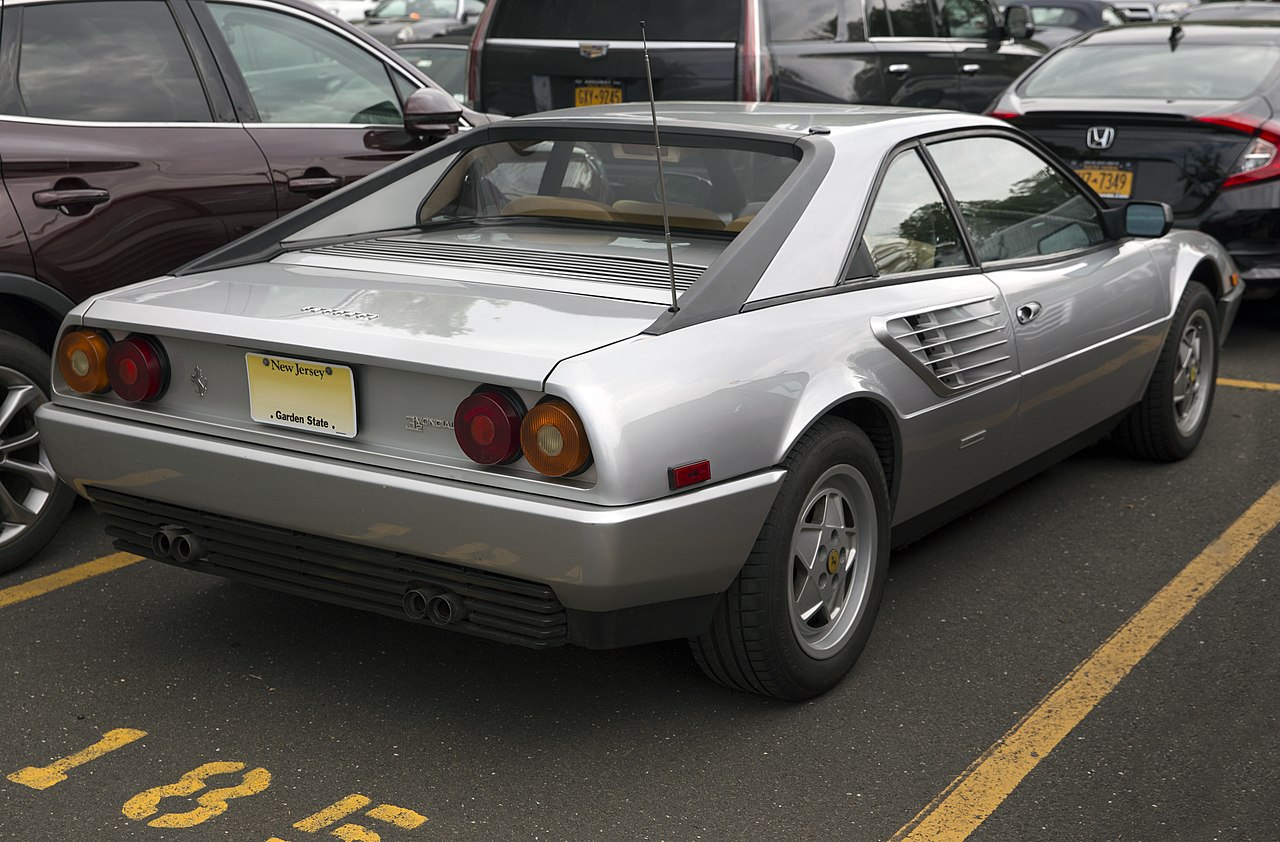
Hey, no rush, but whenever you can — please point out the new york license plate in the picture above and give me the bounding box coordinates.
[1074,162,1134,199]
[246,353,356,438]
[574,84,622,107]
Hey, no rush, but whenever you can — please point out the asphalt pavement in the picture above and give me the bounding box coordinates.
[1,299,1277,841]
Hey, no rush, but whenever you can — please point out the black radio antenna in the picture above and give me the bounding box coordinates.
[641,20,679,313]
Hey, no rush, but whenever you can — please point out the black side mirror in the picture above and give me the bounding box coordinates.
[1003,4,1035,39]
[403,87,463,140]
[1124,201,1174,238]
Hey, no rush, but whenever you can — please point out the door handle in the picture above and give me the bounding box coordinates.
[287,175,344,193]
[1016,302,1042,324]
[886,63,911,76]
[32,187,110,214]
[961,63,981,75]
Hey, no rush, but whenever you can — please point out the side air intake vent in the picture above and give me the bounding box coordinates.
[873,298,1014,397]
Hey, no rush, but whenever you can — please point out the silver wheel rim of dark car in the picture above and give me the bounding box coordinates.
[1174,310,1214,438]
[786,465,877,659]
[0,367,59,548]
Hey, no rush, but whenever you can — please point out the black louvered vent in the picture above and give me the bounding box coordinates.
[306,239,704,291]
[89,487,567,649]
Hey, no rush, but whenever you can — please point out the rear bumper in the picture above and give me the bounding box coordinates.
[37,404,783,642]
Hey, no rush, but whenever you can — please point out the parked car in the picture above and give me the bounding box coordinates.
[394,42,468,100]
[0,0,485,574]
[1181,1,1280,20]
[358,0,484,44]
[306,0,380,22]
[988,22,1280,295]
[37,103,1242,699]
[1024,0,1129,46]
[1110,0,1196,19]
[467,0,1046,115]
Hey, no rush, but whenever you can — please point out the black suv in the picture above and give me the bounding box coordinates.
[467,0,1045,115]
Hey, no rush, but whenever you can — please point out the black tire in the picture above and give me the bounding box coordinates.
[1113,282,1219,462]
[690,418,890,701]
[0,330,76,574]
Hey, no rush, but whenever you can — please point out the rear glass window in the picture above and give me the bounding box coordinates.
[289,135,799,241]
[488,0,741,40]
[1023,44,1280,99]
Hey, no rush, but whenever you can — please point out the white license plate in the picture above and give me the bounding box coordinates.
[246,353,356,438]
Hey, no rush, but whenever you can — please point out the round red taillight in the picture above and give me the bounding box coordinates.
[106,335,168,403]
[454,389,524,465]
[56,329,112,394]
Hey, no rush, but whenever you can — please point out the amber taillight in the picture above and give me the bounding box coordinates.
[57,329,112,394]
[520,399,591,477]
[454,388,524,465]
[106,335,168,403]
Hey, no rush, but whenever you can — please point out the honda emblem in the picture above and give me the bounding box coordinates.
[1086,126,1115,150]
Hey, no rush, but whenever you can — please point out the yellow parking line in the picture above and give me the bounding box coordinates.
[0,552,144,610]
[1218,377,1280,392]
[891,479,1280,842]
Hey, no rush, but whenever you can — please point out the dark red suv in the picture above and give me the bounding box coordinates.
[0,0,477,572]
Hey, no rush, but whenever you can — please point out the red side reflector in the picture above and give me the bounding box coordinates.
[987,111,1020,122]
[669,460,711,490]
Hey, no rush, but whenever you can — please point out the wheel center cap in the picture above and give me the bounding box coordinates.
[826,549,840,575]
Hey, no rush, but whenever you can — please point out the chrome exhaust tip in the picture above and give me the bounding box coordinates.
[403,586,443,620]
[426,591,469,626]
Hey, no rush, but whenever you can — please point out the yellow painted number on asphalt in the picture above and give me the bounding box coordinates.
[122,761,272,828]
[7,728,147,791]
[265,793,426,841]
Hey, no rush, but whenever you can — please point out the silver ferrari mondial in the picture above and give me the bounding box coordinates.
[38,104,1242,699]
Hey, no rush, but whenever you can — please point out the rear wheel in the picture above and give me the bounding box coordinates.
[1114,282,1218,462]
[691,418,889,700]
[0,330,76,574]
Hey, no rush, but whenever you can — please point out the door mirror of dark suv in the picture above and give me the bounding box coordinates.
[1124,202,1174,238]
[403,87,463,140]
[1003,5,1036,39]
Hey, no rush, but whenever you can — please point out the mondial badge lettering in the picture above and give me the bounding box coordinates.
[406,415,455,432]
[300,306,380,321]
[1086,126,1115,150]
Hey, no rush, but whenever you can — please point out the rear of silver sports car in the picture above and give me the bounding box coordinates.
[35,258,783,650]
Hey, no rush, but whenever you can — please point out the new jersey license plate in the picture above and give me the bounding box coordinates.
[1074,162,1134,199]
[574,84,622,106]
[246,353,356,438]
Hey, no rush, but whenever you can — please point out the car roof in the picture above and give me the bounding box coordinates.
[1022,0,1115,8]
[508,102,983,138]
[1075,19,1280,42]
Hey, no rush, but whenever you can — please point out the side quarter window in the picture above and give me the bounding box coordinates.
[765,0,840,41]
[208,3,403,124]
[859,148,970,276]
[926,136,1106,263]
[938,0,997,38]
[12,1,210,122]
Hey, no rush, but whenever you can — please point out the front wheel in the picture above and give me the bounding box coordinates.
[691,418,890,700]
[1113,282,1218,462]
[0,330,76,574]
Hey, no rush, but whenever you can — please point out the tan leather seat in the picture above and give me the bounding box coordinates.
[502,196,617,222]
[726,215,755,233]
[611,200,725,232]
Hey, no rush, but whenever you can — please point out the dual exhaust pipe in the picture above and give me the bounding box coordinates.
[403,585,469,626]
[151,525,206,564]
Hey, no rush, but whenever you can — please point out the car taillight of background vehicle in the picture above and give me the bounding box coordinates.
[1197,114,1280,188]
[466,1,497,109]
[520,399,591,477]
[454,388,524,464]
[56,329,112,394]
[106,335,169,402]
[740,0,773,102]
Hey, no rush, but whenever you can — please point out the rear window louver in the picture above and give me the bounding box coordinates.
[304,238,705,291]
[873,298,1014,396]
